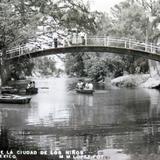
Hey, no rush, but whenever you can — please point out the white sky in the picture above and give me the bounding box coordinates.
[87,0,124,12]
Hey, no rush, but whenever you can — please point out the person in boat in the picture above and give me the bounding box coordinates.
[76,80,84,90]
[76,80,81,89]
[84,81,89,90]
[84,81,93,90]
[27,81,32,89]
[31,81,35,88]
[88,81,93,90]
[27,81,35,89]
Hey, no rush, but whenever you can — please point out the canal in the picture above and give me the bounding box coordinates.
[0,77,160,160]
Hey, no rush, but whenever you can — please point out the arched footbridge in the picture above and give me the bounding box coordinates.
[4,36,160,62]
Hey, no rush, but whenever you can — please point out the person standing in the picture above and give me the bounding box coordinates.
[81,36,85,45]
[79,32,86,45]
[53,32,58,48]
[54,38,58,48]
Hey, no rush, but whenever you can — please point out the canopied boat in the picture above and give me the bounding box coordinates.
[0,95,31,104]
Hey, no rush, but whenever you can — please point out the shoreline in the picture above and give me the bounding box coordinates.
[111,74,160,89]
[1,74,160,89]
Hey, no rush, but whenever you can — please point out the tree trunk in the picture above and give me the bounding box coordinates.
[0,50,11,86]
[148,60,160,79]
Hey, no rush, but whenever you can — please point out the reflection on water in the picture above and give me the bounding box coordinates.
[0,77,160,159]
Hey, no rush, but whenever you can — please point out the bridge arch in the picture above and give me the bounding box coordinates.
[6,46,160,62]
[5,36,160,62]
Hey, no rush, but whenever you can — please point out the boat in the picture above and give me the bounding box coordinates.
[26,87,38,95]
[76,89,94,94]
[0,95,31,104]
[1,86,18,94]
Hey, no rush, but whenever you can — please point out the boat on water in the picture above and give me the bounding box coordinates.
[26,87,38,95]
[76,89,95,94]
[26,81,38,95]
[0,95,31,104]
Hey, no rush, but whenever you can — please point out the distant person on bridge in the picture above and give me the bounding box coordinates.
[62,38,67,47]
[54,38,58,48]
[53,32,58,48]
[81,36,85,45]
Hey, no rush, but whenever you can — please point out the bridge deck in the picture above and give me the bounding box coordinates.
[3,36,160,61]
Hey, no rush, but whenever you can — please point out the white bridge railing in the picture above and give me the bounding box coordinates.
[3,36,160,59]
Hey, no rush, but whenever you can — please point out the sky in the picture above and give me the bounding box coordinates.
[87,0,124,13]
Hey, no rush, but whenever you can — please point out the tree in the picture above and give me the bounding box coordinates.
[33,57,56,76]
[95,12,113,36]
[111,0,148,41]
[0,0,97,83]
[0,0,44,83]
[10,58,34,80]
[65,53,86,77]
[81,0,150,80]
[108,0,150,74]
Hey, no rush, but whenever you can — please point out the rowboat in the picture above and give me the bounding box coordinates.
[0,95,31,104]
[76,89,94,94]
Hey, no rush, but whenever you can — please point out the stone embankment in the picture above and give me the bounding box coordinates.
[111,74,160,89]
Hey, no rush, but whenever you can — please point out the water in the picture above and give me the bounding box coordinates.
[0,77,160,159]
